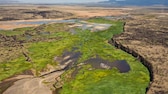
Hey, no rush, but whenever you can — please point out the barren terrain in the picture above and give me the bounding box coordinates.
[0,5,129,30]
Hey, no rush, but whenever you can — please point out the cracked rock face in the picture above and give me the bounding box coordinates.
[112,11,168,93]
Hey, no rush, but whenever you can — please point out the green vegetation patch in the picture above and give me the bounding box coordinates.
[0,55,32,80]
[0,23,72,79]
[58,18,149,94]
[26,33,78,71]
[0,18,150,94]
[0,27,34,36]
[87,17,124,37]
[61,65,149,94]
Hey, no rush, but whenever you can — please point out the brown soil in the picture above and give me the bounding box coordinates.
[0,34,23,62]
[52,6,129,18]
[112,8,168,94]
[3,72,63,94]
[0,24,38,30]
[0,7,73,21]
[0,5,130,20]
[0,75,33,94]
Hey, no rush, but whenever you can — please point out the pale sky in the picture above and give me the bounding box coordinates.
[17,0,107,3]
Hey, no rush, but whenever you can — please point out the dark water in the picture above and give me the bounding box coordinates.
[84,57,130,73]
[61,51,81,66]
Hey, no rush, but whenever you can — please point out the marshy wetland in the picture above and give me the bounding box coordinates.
[0,17,150,94]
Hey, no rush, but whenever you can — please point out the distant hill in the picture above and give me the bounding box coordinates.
[0,0,18,4]
[104,0,168,6]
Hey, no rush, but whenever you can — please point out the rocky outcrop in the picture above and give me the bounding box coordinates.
[110,15,168,93]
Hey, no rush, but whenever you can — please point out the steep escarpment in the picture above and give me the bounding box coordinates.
[111,14,168,94]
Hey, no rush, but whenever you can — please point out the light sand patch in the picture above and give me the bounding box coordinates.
[3,71,64,94]
[0,24,38,30]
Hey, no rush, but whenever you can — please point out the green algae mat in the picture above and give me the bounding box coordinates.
[0,18,150,94]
